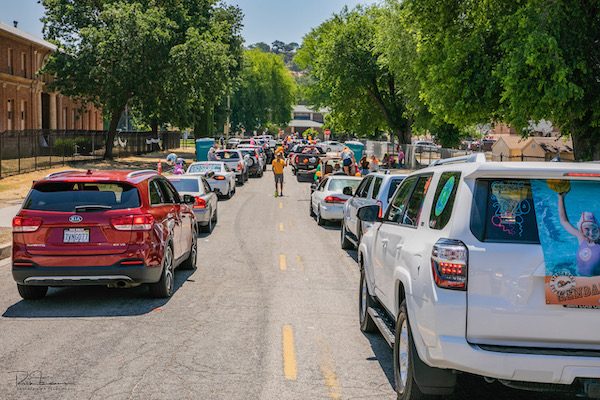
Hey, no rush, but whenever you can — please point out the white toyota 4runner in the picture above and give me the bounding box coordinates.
[357,154,600,399]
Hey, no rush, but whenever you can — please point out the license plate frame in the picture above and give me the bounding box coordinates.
[63,228,90,243]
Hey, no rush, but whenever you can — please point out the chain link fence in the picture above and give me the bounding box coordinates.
[0,130,181,178]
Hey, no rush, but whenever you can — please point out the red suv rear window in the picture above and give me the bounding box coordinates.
[23,182,141,212]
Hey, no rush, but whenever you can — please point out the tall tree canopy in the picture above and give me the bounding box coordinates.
[401,0,600,159]
[231,49,296,133]
[42,0,243,157]
[295,7,412,143]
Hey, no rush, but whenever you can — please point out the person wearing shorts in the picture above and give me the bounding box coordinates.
[272,152,286,197]
[341,147,354,175]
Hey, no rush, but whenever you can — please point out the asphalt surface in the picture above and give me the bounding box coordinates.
[0,167,575,399]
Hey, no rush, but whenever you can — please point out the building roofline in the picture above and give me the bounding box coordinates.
[0,21,57,51]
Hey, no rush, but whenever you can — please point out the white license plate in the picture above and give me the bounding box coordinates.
[63,228,90,243]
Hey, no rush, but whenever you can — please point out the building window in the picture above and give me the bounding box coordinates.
[20,100,26,130]
[7,100,13,130]
[8,48,13,74]
[21,52,26,77]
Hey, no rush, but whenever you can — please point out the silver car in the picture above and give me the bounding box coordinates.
[169,176,218,233]
[310,176,362,225]
[215,150,249,185]
[186,162,236,199]
[341,172,406,249]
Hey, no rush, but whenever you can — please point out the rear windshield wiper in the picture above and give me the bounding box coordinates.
[74,205,113,212]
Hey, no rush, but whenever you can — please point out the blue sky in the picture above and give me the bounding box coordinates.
[0,0,378,45]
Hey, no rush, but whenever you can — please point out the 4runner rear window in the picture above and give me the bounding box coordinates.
[429,172,461,230]
[471,179,540,243]
[24,182,141,212]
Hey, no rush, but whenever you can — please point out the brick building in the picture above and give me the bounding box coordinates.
[0,21,102,132]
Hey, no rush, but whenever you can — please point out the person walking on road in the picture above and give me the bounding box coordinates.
[341,146,354,176]
[272,152,286,197]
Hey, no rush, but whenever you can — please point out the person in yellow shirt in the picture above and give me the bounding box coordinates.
[272,152,287,197]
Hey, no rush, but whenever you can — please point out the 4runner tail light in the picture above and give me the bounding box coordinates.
[376,200,383,219]
[324,196,346,204]
[12,216,42,233]
[111,214,154,231]
[214,175,226,181]
[431,239,468,291]
[237,162,243,171]
[295,155,299,164]
[194,197,207,209]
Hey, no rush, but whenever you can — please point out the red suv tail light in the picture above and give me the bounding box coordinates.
[324,196,346,204]
[295,155,299,164]
[111,214,154,231]
[194,197,207,209]
[13,216,42,233]
[237,162,243,171]
[431,239,468,291]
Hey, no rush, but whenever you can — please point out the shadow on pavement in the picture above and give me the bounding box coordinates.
[363,331,395,387]
[2,269,196,318]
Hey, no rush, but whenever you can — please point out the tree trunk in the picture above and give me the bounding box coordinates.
[150,120,159,152]
[572,128,600,161]
[104,109,122,160]
[196,104,214,138]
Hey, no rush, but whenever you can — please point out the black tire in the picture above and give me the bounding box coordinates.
[310,201,316,218]
[238,177,244,186]
[17,284,48,300]
[212,208,218,225]
[148,245,175,298]
[317,207,325,226]
[292,168,297,176]
[200,212,213,233]
[341,223,354,250]
[180,230,197,270]
[359,268,377,333]
[394,301,453,400]
[226,186,233,199]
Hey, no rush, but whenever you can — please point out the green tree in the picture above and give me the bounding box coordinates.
[231,49,296,133]
[42,1,175,159]
[249,42,271,52]
[295,7,412,143]
[403,0,600,159]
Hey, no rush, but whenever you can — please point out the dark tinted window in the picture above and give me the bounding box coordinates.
[169,179,200,193]
[430,172,461,230]
[470,179,539,243]
[372,177,383,199]
[355,176,372,198]
[24,182,140,212]
[157,180,179,204]
[386,177,416,223]
[149,181,163,205]
[402,175,432,227]
[387,179,403,202]
[202,178,212,193]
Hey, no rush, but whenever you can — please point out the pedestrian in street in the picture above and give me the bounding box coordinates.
[341,146,354,176]
[398,147,405,168]
[369,154,379,173]
[359,155,369,176]
[272,151,286,197]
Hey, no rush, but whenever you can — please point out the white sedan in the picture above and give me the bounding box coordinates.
[310,175,362,225]
[186,162,236,199]
[319,140,345,153]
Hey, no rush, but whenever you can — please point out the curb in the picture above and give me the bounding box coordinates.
[0,242,11,261]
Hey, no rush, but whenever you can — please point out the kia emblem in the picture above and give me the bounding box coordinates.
[69,215,83,223]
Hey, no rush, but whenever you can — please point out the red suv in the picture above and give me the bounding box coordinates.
[12,169,197,300]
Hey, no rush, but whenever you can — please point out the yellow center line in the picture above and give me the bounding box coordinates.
[279,201,283,209]
[318,338,342,399]
[279,254,287,271]
[296,255,305,272]
[279,223,284,232]
[282,325,298,380]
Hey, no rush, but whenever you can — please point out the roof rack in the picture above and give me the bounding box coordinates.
[430,153,487,167]
[45,170,81,179]
[127,170,159,179]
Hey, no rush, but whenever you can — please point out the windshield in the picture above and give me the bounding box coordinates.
[23,182,140,212]
[216,151,240,160]
[327,179,361,192]
[169,179,201,193]
[188,164,221,173]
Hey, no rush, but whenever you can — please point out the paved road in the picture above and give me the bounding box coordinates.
[0,168,572,399]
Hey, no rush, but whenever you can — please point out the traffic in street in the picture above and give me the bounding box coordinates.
[0,159,570,400]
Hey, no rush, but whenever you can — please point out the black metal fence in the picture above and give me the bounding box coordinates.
[0,130,181,178]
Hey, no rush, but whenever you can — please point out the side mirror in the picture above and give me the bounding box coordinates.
[183,194,196,205]
[310,183,317,193]
[205,171,215,179]
[357,204,381,223]
[343,186,354,196]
